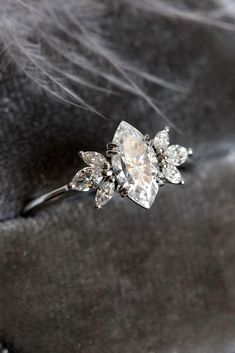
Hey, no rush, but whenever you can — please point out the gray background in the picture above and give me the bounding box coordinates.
[0,2,235,353]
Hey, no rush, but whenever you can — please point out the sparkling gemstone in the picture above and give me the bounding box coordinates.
[95,180,115,208]
[153,130,169,152]
[111,121,159,209]
[163,164,182,184]
[81,151,109,168]
[71,167,103,191]
[165,145,188,166]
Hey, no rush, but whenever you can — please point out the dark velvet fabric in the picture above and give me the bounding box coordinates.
[0,4,235,353]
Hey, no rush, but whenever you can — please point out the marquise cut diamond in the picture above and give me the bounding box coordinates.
[111,121,159,209]
[81,151,109,168]
[71,167,103,191]
[153,130,169,152]
[163,164,182,184]
[95,180,115,208]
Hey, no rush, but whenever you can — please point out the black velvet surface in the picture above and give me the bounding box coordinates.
[0,4,235,353]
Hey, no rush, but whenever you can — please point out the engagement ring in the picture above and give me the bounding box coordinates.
[23,121,193,214]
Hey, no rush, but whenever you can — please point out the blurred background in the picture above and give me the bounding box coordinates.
[0,1,235,352]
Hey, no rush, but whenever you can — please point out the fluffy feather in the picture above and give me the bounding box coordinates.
[124,0,235,30]
[0,0,234,122]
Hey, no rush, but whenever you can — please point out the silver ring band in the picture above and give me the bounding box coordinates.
[22,184,73,214]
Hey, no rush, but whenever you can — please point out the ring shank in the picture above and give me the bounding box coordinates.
[22,184,71,215]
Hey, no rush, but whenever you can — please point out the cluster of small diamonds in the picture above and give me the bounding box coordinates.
[70,125,192,209]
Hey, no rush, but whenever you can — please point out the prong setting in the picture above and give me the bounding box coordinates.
[117,185,129,198]
[106,142,119,157]
[188,147,193,156]
[78,151,84,158]
[164,126,170,133]
[143,134,151,144]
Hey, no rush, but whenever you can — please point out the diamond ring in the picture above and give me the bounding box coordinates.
[23,121,193,214]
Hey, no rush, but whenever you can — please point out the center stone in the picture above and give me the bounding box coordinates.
[111,121,159,209]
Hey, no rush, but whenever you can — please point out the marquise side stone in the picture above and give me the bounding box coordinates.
[164,145,188,166]
[71,167,103,191]
[95,180,115,208]
[81,151,109,168]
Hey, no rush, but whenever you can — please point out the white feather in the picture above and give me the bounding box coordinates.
[0,0,234,123]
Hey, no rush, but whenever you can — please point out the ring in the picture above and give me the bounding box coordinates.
[22,121,193,214]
